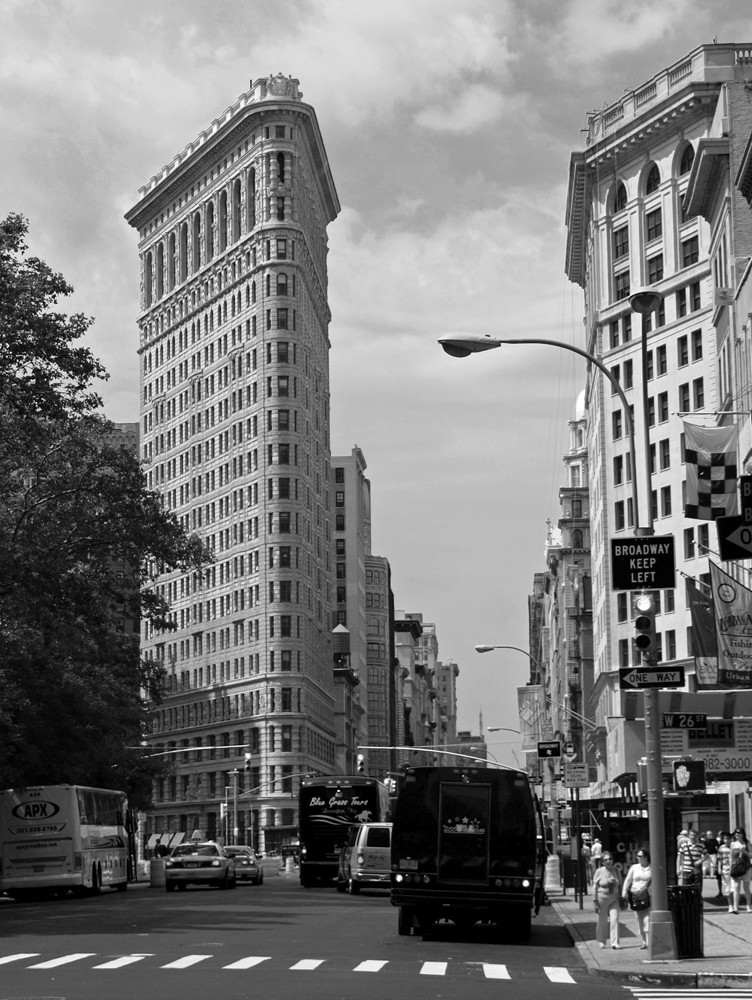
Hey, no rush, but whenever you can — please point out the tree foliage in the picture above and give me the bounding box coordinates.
[0,214,209,807]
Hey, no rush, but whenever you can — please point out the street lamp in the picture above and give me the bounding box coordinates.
[443,313,676,958]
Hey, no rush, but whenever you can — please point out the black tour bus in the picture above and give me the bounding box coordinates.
[390,766,545,939]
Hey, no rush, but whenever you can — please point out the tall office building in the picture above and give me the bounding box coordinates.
[125,74,340,852]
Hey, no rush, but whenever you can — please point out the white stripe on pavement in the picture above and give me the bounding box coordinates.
[482,963,511,979]
[0,954,39,965]
[290,959,325,970]
[29,953,97,968]
[354,960,388,972]
[93,954,153,969]
[160,955,213,969]
[223,956,271,970]
[544,966,576,983]
[420,961,447,975]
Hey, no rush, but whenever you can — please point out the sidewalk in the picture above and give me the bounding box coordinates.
[550,888,752,987]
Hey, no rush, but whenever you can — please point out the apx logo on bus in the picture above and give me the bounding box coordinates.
[11,801,61,820]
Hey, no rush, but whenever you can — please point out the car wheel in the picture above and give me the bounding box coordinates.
[347,877,361,895]
[165,882,176,893]
[177,882,188,891]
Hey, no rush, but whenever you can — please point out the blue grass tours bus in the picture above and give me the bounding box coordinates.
[0,784,132,899]
[298,775,390,887]
[390,766,545,940]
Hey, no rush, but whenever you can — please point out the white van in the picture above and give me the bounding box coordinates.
[336,822,392,894]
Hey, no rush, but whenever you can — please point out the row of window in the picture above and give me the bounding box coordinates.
[609,146,694,215]
[611,380,704,442]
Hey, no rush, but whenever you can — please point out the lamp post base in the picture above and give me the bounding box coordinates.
[647,909,677,960]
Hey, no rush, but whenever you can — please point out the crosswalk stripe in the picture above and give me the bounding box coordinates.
[0,953,40,965]
[482,963,511,979]
[420,961,448,975]
[354,960,388,972]
[223,956,271,970]
[28,953,97,968]
[544,966,576,983]
[290,959,324,970]
[93,954,153,969]
[160,955,212,969]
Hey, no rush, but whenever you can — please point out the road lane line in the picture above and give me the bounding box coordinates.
[354,960,388,972]
[544,966,576,983]
[290,959,325,970]
[420,961,447,975]
[29,953,97,968]
[0,954,40,965]
[161,954,213,968]
[224,956,272,969]
[482,963,511,979]
[93,954,154,969]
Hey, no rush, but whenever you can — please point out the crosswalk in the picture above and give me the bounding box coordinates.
[0,951,578,981]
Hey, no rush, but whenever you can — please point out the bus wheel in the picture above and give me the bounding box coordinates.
[398,906,415,936]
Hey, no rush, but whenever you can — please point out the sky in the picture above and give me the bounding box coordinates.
[2,0,751,766]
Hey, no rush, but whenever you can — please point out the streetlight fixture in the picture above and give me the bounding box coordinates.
[443,311,676,958]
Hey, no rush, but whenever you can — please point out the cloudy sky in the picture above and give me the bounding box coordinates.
[2,0,750,764]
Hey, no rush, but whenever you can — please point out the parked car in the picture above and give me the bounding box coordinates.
[336,822,392,894]
[164,841,236,891]
[225,846,264,885]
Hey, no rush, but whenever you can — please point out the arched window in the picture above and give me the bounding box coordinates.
[248,167,256,230]
[192,212,201,274]
[206,202,215,262]
[218,190,228,253]
[277,273,288,296]
[612,182,627,214]
[168,233,176,291]
[572,529,584,548]
[679,144,695,175]
[179,222,188,283]
[645,163,660,194]
[156,242,164,300]
[144,251,153,308]
[232,178,241,243]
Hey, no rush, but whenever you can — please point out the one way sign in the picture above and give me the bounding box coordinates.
[619,666,685,690]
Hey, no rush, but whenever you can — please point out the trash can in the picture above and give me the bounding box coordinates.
[667,884,704,958]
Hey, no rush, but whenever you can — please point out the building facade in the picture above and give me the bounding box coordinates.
[125,74,340,851]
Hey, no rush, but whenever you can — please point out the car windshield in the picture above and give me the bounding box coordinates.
[172,844,219,857]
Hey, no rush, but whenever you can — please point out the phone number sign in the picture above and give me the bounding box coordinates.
[660,719,752,776]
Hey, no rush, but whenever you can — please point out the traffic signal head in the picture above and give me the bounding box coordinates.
[632,591,658,664]
[357,753,365,774]
[244,752,252,771]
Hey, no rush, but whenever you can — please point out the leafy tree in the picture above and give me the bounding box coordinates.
[0,214,209,807]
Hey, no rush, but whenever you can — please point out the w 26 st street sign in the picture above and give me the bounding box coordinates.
[611,537,676,590]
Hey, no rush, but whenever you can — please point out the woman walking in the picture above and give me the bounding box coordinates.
[716,831,733,911]
[593,850,623,948]
[622,849,652,948]
[729,827,752,914]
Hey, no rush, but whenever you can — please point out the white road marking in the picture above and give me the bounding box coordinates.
[94,954,153,969]
[0,953,40,965]
[544,965,576,983]
[482,963,512,979]
[420,961,448,975]
[290,959,325,970]
[354,960,388,972]
[29,953,97,968]
[160,954,213,968]
[223,955,272,969]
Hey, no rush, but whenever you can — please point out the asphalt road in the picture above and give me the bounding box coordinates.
[0,874,629,1000]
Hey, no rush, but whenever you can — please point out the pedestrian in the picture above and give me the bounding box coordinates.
[590,837,602,877]
[729,827,752,914]
[676,829,707,890]
[715,829,727,900]
[701,829,718,879]
[593,850,623,949]
[717,831,733,911]
[581,836,592,884]
[622,848,652,949]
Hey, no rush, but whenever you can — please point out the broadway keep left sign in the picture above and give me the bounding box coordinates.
[611,536,676,591]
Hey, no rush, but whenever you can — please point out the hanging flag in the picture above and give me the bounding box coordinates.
[683,421,739,520]
[517,685,546,751]
[710,561,752,688]
[686,577,719,688]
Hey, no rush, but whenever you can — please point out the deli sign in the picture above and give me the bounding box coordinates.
[611,536,676,591]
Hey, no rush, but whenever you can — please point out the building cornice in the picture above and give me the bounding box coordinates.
[684,136,730,220]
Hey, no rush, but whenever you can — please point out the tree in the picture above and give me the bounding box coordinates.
[0,215,209,806]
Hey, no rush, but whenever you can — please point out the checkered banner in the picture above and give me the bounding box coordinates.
[683,420,738,520]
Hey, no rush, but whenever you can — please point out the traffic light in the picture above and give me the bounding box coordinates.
[244,752,252,772]
[357,753,365,774]
[632,591,659,665]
